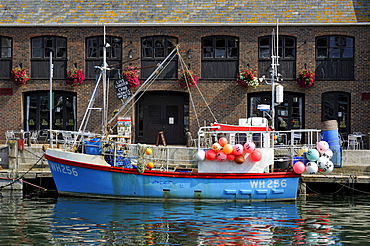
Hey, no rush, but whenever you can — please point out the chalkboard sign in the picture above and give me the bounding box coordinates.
[114,78,131,100]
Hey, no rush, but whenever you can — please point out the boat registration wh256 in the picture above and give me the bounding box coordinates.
[50,163,78,176]
[250,179,287,189]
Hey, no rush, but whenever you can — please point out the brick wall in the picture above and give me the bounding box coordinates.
[0,25,369,143]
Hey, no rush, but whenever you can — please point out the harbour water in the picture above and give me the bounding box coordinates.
[0,192,369,245]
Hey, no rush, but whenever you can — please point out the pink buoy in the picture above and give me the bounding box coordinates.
[243,142,256,153]
[218,137,228,147]
[316,141,329,153]
[250,149,262,162]
[216,151,227,161]
[293,161,305,174]
[233,144,244,155]
[205,149,217,160]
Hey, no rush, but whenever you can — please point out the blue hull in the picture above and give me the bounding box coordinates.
[46,153,300,202]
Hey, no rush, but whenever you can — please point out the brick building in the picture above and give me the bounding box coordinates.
[0,0,369,146]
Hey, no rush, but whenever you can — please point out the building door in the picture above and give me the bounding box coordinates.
[135,91,188,145]
[322,91,350,136]
[24,90,77,133]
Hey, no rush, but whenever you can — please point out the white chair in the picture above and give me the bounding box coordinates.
[29,130,40,144]
[353,132,364,149]
[347,134,359,150]
[5,130,15,144]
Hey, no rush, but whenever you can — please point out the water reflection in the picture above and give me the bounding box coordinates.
[1,192,370,245]
[52,199,302,245]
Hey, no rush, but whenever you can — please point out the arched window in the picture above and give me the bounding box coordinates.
[258,35,296,80]
[141,36,178,79]
[0,36,12,78]
[316,35,354,80]
[201,36,239,79]
[31,36,67,79]
[86,36,122,79]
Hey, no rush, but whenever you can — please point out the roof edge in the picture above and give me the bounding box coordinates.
[1,22,370,27]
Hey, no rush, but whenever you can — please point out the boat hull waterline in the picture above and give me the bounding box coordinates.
[45,149,300,202]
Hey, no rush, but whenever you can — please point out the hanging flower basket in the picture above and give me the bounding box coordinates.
[11,67,30,85]
[178,70,198,88]
[66,68,85,86]
[122,66,140,89]
[297,69,315,88]
[237,69,259,88]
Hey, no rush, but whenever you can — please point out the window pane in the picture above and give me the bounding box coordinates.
[215,48,226,58]
[45,38,54,48]
[317,48,327,58]
[227,37,237,47]
[329,47,340,58]
[317,37,327,47]
[143,48,153,58]
[56,48,66,58]
[343,48,353,58]
[1,47,11,58]
[259,38,270,47]
[45,48,54,57]
[285,48,295,58]
[228,47,238,58]
[344,37,353,47]
[285,37,295,47]
[1,37,11,48]
[32,48,43,58]
[203,37,213,47]
[260,48,270,58]
[154,47,165,57]
[329,36,340,48]
[215,37,226,48]
[203,47,213,58]
[32,38,43,48]
[56,38,66,48]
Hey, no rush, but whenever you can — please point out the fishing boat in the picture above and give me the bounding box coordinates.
[44,28,328,202]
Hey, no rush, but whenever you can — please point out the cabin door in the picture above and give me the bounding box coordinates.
[135,91,188,145]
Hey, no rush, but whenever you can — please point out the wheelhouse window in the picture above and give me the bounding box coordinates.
[258,35,296,80]
[0,36,12,78]
[31,36,66,79]
[86,36,122,79]
[316,35,354,80]
[141,36,178,79]
[201,36,238,79]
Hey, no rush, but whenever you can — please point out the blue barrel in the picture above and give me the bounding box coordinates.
[320,120,342,168]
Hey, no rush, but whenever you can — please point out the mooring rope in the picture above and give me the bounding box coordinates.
[304,172,370,195]
[0,154,47,191]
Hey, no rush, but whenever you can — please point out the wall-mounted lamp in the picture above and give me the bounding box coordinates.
[304,63,307,69]
[187,49,191,59]
[18,63,23,69]
[128,50,133,59]
[73,63,77,68]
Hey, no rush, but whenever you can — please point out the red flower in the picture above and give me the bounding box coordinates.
[11,67,30,85]
[66,68,85,86]
[297,69,315,88]
[178,70,198,88]
[122,66,140,88]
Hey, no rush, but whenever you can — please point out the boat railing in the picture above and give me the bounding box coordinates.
[100,140,198,171]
